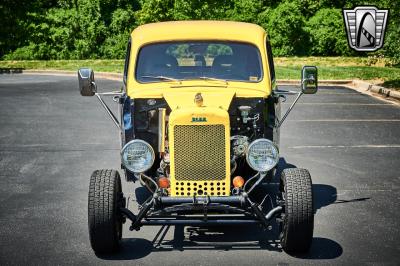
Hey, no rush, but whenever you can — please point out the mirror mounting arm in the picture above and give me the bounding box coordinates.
[274,65,318,128]
[78,68,125,132]
[274,89,303,128]
[95,91,125,130]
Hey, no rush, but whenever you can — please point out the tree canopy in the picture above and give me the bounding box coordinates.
[0,0,398,64]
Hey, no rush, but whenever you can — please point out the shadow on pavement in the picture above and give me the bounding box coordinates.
[100,157,348,261]
[379,79,400,90]
[97,238,153,260]
[165,224,282,252]
[99,225,343,260]
[100,157,367,260]
[276,158,370,212]
[291,237,343,260]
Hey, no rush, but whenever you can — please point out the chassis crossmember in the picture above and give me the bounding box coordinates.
[119,192,283,231]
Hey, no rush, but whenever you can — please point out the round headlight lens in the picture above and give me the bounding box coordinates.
[246,139,279,172]
[121,140,155,173]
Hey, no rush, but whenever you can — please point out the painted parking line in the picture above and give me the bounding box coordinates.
[288,144,400,149]
[0,143,120,152]
[283,92,360,95]
[289,119,400,122]
[309,92,360,95]
[282,103,395,106]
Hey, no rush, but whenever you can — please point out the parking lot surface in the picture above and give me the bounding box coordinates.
[0,74,399,265]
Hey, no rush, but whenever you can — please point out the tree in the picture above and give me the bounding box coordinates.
[0,0,58,58]
[72,0,107,59]
[378,0,400,65]
[226,0,262,23]
[173,0,232,20]
[258,1,308,56]
[135,0,174,25]
[101,8,136,58]
[306,8,352,56]
[1,0,399,61]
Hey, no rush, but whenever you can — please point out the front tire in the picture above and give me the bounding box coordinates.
[279,168,314,253]
[88,169,123,254]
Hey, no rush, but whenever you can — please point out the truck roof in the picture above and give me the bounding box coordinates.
[131,21,267,45]
[127,21,272,98]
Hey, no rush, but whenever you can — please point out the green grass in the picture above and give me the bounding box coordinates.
[274,57,400,90]
[274,56,391,67]
[276,65,400,81]
[274,56,400,83]
[1,57,399,89]
[0,60,125,73]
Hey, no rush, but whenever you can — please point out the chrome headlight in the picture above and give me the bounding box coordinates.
[246,139,279,172]
[121,139,155,173]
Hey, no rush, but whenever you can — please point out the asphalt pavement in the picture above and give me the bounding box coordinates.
[0,74,399,265]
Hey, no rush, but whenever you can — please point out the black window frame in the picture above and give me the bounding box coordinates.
[266,39,276,82]
[123,38,131,86]
[134,40,264,84]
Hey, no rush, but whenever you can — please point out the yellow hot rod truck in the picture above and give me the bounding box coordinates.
[78,21,318,254]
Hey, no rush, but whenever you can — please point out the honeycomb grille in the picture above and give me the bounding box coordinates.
[173,125,226,182]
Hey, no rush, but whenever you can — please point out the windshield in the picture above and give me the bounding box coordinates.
[135,41,263,83]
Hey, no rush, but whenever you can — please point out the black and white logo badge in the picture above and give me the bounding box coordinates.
[343,6,389,52]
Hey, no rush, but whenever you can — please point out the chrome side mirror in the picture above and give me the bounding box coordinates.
[301,66,318,94]
[78,68,97,96]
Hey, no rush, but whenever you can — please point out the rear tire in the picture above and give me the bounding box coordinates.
[279,168,314,253]
[88,169,123,254]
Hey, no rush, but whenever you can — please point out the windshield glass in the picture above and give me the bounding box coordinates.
[135,41,263,83]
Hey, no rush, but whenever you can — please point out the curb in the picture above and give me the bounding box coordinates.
[277,79,351,85]
[22,70,123,80]
[351,80,400,101]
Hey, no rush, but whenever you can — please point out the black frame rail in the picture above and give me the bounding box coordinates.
[119,193,283,230]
